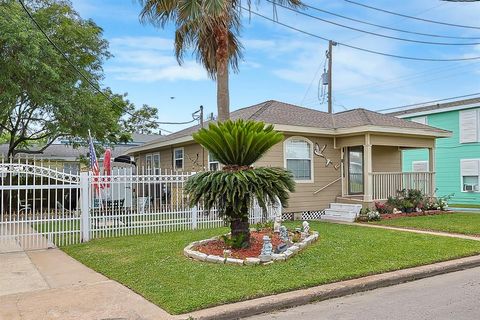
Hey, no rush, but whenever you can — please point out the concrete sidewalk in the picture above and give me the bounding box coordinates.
[0,249,171,320]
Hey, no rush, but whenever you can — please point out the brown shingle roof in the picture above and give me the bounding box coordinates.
[387,97,480,117]
[134,100,449,150]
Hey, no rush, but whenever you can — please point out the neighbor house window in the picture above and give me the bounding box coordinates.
[284,137,313,182]
[208,151,220,171]
[63,163,79,175]
[459,109,479,144]
[412,161,428,172]
[461,159,479,192]
[145,153,160,175]
[174,148,184,170]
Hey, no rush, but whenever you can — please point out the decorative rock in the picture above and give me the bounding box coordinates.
[272,253,286,261]
[188,251,208,261]
[275,242,288,254]
[225,258,244,265]
[297,242,307,249]
[263,261,274,266]
[289,245,300,253]
[245,257,261,265]
[206,255,225,264]
[284,250,294,258]
[259,254,273,262]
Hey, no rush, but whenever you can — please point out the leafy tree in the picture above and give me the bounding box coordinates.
[139,0,303,122]
[0,0,158,157]
[184,120,295,248]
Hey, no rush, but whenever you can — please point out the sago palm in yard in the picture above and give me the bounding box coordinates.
[139,0,303,121]
[184,120,295,248]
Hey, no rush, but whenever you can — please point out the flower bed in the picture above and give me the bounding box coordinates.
[184,229,319,265]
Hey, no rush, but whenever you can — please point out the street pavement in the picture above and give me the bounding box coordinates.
[248,267,480,320]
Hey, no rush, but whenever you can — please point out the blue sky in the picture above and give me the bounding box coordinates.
[71,0,480,132]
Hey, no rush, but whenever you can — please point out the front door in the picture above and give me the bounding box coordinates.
[348,146,364,195]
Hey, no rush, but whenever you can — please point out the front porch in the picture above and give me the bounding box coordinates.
[336,133,437,207]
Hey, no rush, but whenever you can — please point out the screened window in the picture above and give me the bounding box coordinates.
[285,138,312,181]
[174,148,184,170]
[208,152,220,171]
[461,159,480,192]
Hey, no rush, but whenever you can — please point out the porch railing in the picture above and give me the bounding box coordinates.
[371,172,435,201]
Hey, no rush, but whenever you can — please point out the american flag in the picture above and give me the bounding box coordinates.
[88,132,100,192]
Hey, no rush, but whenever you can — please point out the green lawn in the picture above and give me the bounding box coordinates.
[373,212,480,236]
[449,203,480,209]
[62,221,480,314]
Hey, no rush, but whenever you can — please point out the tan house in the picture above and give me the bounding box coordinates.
[127,100,450,218]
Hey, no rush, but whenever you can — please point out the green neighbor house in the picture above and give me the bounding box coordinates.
[388,97,480,206]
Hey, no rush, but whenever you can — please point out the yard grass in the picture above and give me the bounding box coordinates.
[449,203,480,209]
[373,212,480,236]
[62,221,480,315]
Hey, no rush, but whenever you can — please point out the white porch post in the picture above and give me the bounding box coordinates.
[363,136,373,202]
[429,147,436,196]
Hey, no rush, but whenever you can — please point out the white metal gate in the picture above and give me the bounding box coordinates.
[0,161,82,252]
[0,162,280,252]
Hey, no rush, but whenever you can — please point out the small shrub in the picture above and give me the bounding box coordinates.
[253,220,273,231]
[375,202,393,214]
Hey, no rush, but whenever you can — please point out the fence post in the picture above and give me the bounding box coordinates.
[192,205,198,230]
[80,172,90,242]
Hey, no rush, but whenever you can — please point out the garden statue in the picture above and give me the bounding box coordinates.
[301,221,310,239]
[273,212,282,232]
[275,225,290,253]
[279,225,289,243]
[259,235,273,262]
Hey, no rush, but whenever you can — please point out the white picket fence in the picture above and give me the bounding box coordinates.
[0,160,280,252]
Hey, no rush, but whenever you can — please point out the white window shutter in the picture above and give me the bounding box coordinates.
[411,116,427,125]
[461,159,479,176]
[459,109,478,143]
[412,161,428,172]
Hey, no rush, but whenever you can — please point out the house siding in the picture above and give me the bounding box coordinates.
[135,134,342,213]
[372,146,401,172]
[402,109,480,205]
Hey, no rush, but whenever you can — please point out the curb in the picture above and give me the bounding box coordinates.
[175,254,480,320]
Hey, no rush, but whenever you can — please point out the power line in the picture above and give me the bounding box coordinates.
[344,0,480,30]
[303,3,480,40]
[267,1,480,46]
[378,92,480,112]
[17,0,197,129]
[245,7,480,61]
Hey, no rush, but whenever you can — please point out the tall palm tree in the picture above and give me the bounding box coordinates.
[139,0,303,121]
[184,119,295,248]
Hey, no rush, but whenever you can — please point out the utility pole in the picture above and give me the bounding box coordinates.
[327,40,337,114]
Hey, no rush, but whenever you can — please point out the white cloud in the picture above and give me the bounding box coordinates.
[106,36,208,82]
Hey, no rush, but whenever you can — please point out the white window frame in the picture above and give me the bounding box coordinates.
[173,147,184,171]
[460,159,480,193]
[411,116,427,125]
[284,136,314,183]
[412,161,429,172]
[208,151,221,171]
[459,108,480,144]
[145,153,160,175]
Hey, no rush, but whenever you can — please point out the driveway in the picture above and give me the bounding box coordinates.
[248,266,480,320]
[0,248,171,320]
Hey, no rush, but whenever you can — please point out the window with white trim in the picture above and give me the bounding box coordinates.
[145,153,160,175]
[411,116,427,125]
[208,151,220,171]
[412,161,429,172]
[174,148,184,170]
[285,138,313,182]
[461,159,479,192]
[459,109,479,144]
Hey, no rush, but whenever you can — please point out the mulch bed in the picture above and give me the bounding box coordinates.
[195,229,283,260]
[381,210,455,220]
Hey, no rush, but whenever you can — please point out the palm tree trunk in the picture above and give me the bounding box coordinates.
[216,61,230,122]
[215,22,230,122]
[229,201,250,247]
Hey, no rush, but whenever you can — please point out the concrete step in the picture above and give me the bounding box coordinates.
[322,209,358,222]
[330,203,363,212]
